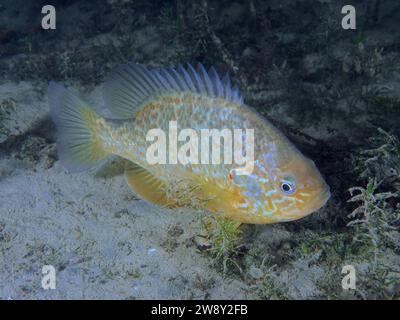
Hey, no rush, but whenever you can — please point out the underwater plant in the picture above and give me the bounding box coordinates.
[347,178,399,265]
[344,128,400,298]
[257,267,290,300]
[202,217,243,275]
[353,128,400,183]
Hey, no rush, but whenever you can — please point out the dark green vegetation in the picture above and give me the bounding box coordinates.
[1,0,399,299]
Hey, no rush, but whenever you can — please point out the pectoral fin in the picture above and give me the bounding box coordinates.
[124,163,174,207]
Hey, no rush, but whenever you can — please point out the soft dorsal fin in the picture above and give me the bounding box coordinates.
[103,63,244,119]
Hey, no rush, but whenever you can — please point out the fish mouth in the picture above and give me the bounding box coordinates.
[310,187,331,212]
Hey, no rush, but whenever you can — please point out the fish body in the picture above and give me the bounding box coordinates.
[49,63,330,224]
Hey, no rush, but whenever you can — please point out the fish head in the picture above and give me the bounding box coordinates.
[232,149,330,223]
[263,154,331,222]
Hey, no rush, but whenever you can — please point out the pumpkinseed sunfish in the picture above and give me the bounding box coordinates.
[48,63,330,224]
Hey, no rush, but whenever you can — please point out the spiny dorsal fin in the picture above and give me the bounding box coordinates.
[103,63,244,119]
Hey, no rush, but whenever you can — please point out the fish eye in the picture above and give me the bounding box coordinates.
[280,180,296,195]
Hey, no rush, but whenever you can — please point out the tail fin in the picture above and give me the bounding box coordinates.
[48,82,109,172]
